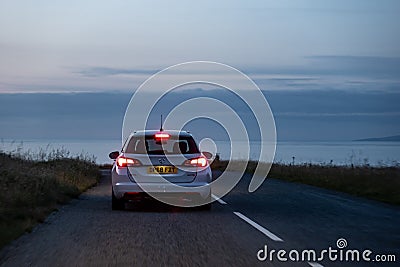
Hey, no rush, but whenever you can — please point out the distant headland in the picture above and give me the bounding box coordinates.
[355,135,400,142]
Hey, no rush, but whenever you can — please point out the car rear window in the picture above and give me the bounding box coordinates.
[124,135,200,155]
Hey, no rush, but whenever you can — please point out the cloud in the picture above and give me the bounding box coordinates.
[275,112,400,117]
[266,77,318,82]
[240,55,400,92]
[243,55,400,80]
[75,67,159,77]
[76,55,400,79]
[4,54,398,94]
[305,55,400,78]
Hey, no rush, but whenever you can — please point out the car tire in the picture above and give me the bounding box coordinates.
[200,202,212,210]
[112,188,124,210]
[199,192,212,210]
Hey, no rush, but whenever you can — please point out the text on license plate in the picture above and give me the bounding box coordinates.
[147,166,177,174]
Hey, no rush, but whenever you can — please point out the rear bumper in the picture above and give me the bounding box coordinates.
[113,182,211,199]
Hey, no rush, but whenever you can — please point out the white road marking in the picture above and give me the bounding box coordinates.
[233,212,283,242]
[308,262,324,267]
[212,194,227,204]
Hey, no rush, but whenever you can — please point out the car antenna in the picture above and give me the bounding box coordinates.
[160,114,164,131]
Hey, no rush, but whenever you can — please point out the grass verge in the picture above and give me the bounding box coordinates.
[0,152,101,249]
[212,159,400,205]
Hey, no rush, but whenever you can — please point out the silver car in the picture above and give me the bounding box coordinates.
[109,130,212,210]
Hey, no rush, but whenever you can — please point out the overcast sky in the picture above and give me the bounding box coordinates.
[0,1,399,141]
[1,0,399,93]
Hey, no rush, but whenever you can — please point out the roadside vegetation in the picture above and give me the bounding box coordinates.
[0,149,101,249]
[211,159,400,205]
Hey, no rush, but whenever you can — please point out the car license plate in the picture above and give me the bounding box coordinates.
[147,166,177,174]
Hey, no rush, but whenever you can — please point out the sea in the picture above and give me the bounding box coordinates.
[1,139,399,167]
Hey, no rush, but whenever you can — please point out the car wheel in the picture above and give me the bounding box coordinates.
[199,192,212,210]
[200,202,212,210]
[112,188,124,210]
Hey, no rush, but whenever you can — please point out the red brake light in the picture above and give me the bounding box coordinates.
[184,157,208,167]
[117,156,141,167]
[155,133,170,139]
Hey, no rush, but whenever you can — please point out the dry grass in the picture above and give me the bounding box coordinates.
[0,152,101,249]
[212,159,400,205]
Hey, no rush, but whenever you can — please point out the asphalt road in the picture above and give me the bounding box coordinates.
[0,170,399,267]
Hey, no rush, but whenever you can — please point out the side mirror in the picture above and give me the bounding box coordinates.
[109,151,119,160]
[202,151,213,160]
